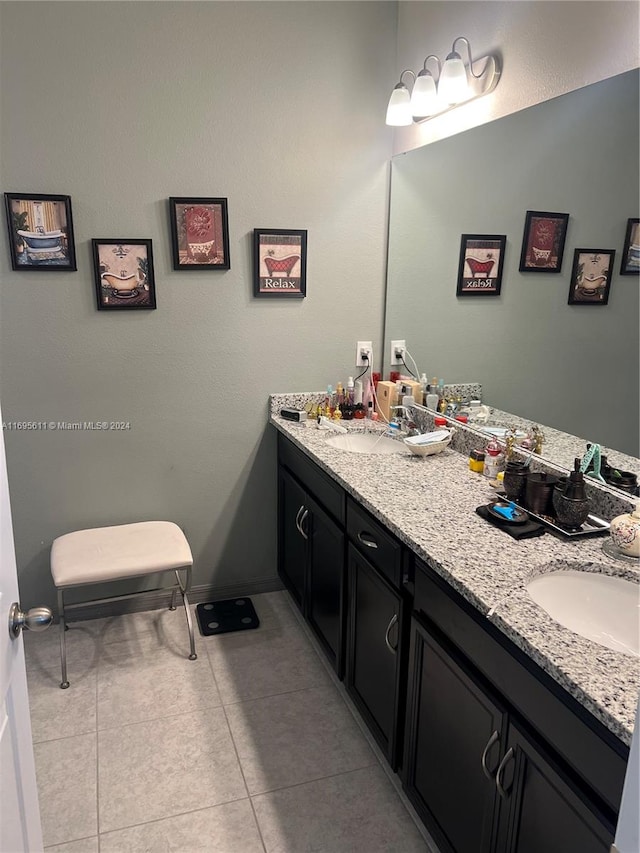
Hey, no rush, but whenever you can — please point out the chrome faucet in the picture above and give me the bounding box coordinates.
[390,405,421,436]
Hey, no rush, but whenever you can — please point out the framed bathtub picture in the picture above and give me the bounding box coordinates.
[456,234,506,296]
[4,192,76,271]
[169,197,230,270]
[92,239,156,310]
[253,228,307,298]
[519,210,569,272]
[568,248,615,305]
[620,218,639,275]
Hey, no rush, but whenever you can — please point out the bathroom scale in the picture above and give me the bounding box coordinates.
[196,597,260,636]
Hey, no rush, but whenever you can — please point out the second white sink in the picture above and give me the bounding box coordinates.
[324,432,407,454]
[526,569,640,657]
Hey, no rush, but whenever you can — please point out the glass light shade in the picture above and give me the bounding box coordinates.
[438,51,469,105]
[385,85,412,126]
[410,72,439,118]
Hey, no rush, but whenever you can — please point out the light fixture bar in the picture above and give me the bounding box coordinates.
[384,37,501,127]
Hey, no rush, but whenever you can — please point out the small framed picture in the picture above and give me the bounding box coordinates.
[456,234,506,296]
[169,197,230,270]
[92,239,156,310]
[620,218,639,275]
[253,229,307,298]
[519,210,569,273]
[568,248,615,305]
[4,193,76,271]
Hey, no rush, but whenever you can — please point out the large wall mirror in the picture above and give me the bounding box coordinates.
[384,70,639,490]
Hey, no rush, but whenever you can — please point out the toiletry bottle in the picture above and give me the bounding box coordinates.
[426,377,439,411]
[336,382,344,407]
[354,379,363,406]
[437,379,447,413]
[347,376,354,405]
[483,439,505,479]
[420,373,428,405]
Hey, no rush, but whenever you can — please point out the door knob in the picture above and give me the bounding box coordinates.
[8,602,53,639]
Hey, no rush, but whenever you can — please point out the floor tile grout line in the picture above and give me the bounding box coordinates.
[43,832,98,851]
[218,701,268,853]
[216,679,335,709]
[279,588,438,849]
[95,793,255,840]
[248,758,380,799]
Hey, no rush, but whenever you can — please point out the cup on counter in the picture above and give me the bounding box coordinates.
[524,472,558,516]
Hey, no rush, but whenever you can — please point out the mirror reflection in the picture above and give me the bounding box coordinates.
[384,70,639,492]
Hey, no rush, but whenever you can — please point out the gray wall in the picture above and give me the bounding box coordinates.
[386,71,640,457]
[0,2,396,608]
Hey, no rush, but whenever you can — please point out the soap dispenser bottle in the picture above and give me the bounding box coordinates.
[554,459,590,530]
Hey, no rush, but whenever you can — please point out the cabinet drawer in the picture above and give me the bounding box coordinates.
[347,498,402,588]
[278,433,345,524]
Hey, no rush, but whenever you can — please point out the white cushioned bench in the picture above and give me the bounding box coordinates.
[51,521,197,688]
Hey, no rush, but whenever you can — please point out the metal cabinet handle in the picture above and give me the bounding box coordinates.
[357,531,378,549]
[481,730,500,780]
[299,508,309,540]
[295,505,305,535]
[495,747,514,799]
[384,613,399,654]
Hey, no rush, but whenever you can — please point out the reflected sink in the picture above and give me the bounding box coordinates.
[526,569,640,657]
[324,432,407,454]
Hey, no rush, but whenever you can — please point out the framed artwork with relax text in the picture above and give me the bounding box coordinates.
[92,239,156,310]
[568,248,615,305]
[456,234,506,296]
[253,229,307,298]
[519,210,569,273]
[4,192,76,271]
[620,218,639,275]
[169,197,230,270]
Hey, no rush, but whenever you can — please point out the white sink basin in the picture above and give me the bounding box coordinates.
[526,570,640,657]
[324,432,406,454]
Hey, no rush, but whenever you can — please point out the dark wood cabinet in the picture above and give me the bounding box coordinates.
[496,721,614,853]
[306,494,344,672]
[404,558,619,853]
[275,431,624,853]
[278,467,307,609]
[346,542,404,767]
[403,615,505,853]
[277,436,345,676]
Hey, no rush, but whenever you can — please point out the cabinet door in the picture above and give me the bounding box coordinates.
[278,468,307,610]
[403,615,505,853]
[306,495,345,676]
[497,721,615,853]
[346,543,402,766]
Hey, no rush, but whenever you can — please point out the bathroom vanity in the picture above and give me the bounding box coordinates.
[270,396,639,853]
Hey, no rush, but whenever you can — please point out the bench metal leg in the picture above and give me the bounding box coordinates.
[175,567,197,660]
[57,589,70,689]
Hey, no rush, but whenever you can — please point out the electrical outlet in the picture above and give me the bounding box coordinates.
[356,341,372,367]
[390,339,406,366]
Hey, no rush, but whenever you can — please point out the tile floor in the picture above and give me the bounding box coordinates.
[24,590,437,852]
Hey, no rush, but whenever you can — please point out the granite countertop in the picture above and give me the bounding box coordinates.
[270,401,640,746]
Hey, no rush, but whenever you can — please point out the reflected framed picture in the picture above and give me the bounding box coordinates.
[456,234,506,296]
[620,218,639,275]
[568,248,615,305]
[92,239,156,310]
[253,228,307,298]
[519,210,569,273]
[169,197,230,270]
[4,192,76,271]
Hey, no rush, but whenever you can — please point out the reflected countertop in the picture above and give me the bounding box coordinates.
[270,400,639,745]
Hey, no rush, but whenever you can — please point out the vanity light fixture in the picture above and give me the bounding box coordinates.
[385,36,501,126]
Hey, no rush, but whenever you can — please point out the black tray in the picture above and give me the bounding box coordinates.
[507,501,610,538]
